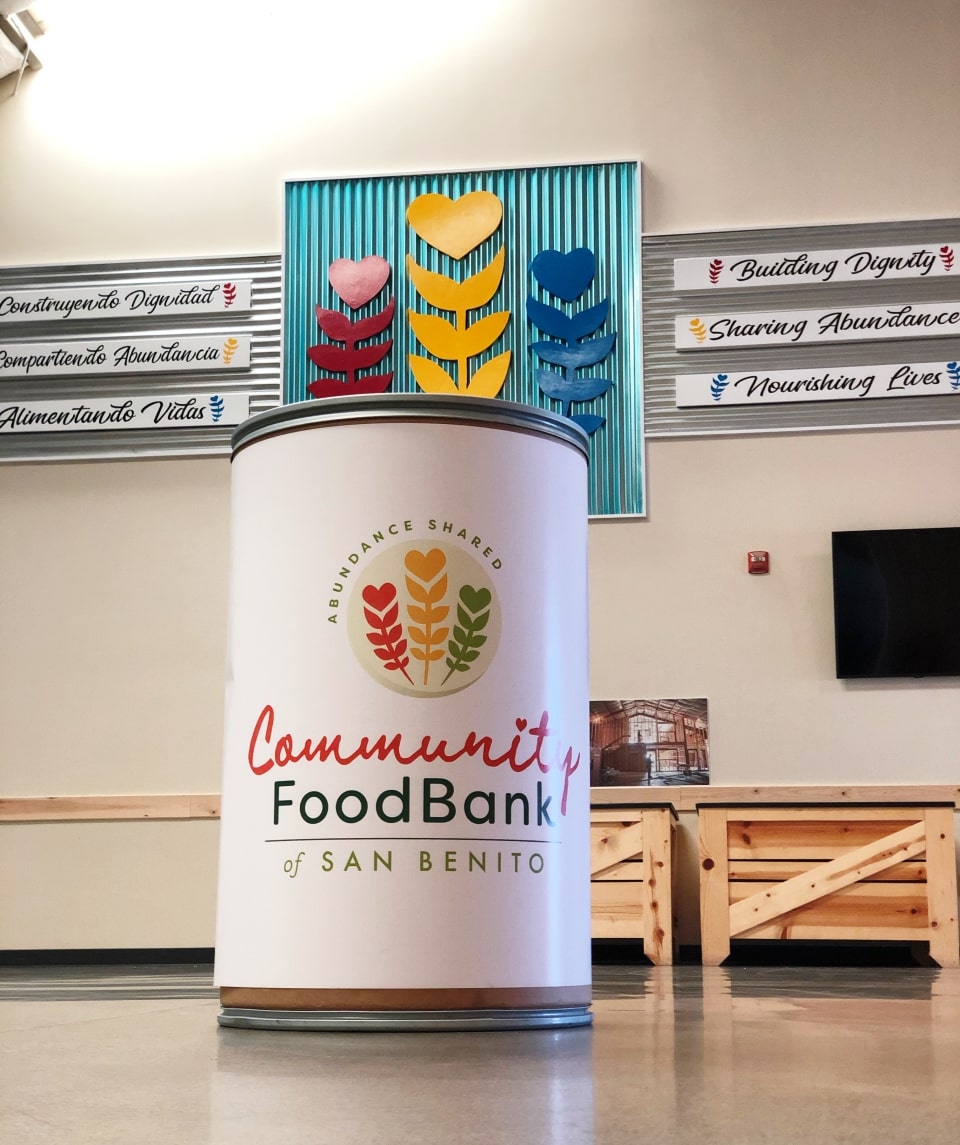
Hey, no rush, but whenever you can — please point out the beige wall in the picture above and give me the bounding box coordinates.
[2,0,959,948]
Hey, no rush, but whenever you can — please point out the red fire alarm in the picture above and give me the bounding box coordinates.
[747,550,770,574]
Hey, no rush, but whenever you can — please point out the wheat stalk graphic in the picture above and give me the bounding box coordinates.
[404,549,450,686]
[688,318,707,344]
[223,337,239,364]
[443,586,491,684]
[362,583,414,685]
[710,373,730,401]
[405,192,511,397]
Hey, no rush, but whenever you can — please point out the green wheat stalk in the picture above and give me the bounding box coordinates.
[442,586,491,684]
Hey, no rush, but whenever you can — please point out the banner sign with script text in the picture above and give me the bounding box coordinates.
[0,334,251,378]
[676,301,960,351]
[0,392,251,433]
[676,360,960,408]
[0,279,252,323]
[674,243,958,291]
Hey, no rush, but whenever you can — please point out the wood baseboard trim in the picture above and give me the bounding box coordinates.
[3,785,958,824]
[0,795,220,822]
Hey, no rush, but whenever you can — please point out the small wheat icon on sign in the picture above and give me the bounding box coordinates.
[940,246,955,272]
[209,394,225,422]
[223,337,239,364]
[708,259,723,284]
[404,548,450,686]
[946,361,960,390]
[223,282,238,307]
[710,374,730,401]
[689,318,708,343]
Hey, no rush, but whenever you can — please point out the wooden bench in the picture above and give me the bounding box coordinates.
[590,802,678,965]
[698,802,960,967]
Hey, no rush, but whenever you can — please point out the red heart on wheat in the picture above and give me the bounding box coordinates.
[362,582,397,612]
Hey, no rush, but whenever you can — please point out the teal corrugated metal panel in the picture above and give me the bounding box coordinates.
[283,162,643,516]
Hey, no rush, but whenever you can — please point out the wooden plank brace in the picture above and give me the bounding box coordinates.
[727,821,927,937]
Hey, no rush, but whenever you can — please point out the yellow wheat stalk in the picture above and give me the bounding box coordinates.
[404,550,450,686]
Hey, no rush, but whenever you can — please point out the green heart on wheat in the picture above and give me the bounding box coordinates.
[460,586,491,612]
[442,584,493,685]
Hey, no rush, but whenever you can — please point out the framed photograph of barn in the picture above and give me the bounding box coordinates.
[590,698,709,787]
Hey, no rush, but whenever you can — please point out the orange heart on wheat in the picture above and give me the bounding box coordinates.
[406,191,503,259]
[404,548,445,581]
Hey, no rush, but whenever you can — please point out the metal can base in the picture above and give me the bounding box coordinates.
[218,1005,593,1032]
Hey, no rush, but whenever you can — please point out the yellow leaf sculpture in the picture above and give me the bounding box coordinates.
[406,191,512,396]
[406,248,505,314]
[467,351,513,398]
[409,355,458,394]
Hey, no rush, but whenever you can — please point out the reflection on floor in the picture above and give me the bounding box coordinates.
[3,961,959,1144]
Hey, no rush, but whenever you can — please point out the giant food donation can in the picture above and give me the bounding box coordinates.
[215,394,592,1030]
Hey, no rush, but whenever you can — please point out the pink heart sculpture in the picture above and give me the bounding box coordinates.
[328,256,391,310]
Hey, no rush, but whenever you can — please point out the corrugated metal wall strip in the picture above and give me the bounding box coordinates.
[643,217,960,437]
[284,163,643,516]
[0,253,281,462]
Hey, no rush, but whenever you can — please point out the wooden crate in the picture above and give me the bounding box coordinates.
[590,802,678,965]
[698,802,960,967]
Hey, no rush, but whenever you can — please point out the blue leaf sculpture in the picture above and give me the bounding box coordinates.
[530,334,617,370]
[527,244,616,437]
[946,361,960,389]
[526,296,572,341]
[535,368,611,403]
[572,413,605,435]
[568,299,610,342]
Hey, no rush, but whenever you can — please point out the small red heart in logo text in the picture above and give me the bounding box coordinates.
[362,583,397,612]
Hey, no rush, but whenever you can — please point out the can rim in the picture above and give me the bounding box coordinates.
[231,394,590,459]
[217,1004,593,1032]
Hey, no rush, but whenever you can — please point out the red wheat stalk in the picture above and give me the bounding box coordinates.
[362,583,413,684]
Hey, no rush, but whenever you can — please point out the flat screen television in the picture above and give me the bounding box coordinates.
[832,527,960,679]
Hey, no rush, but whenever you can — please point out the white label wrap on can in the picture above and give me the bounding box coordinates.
[214,397,591,994]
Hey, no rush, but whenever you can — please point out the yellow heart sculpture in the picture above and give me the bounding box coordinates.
[406,191,503,260]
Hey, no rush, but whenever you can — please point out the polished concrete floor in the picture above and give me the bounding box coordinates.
[3,961,960,1144]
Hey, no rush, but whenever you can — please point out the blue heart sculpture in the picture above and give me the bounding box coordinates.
[530,247,596,302]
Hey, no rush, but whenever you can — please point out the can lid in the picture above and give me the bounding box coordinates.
[232,394,590,460]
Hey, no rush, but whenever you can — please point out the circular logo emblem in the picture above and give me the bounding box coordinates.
[348,541,501,698]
